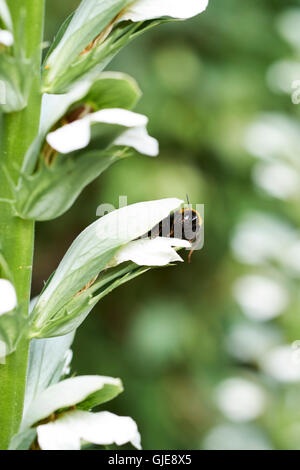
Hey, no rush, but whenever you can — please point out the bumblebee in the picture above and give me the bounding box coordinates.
[142,207,202,262]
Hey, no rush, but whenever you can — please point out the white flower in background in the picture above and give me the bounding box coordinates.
[260,346,300,383]
[46,108,158,156]
[267,60,300,95]
[226,323,281,363]
[119,0,209,22]
[202,424,272,450]
[231,212,296,266]
[252,161,300,200]
[215,378,266,422]
[284,240,300,276]
[277,8,300,51]
[231,213,300,279]
[233,275,289,321]
[0,279,17,315]
[244,113,300,164]
[21,375,141,450]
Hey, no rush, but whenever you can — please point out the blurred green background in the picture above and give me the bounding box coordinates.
[34,0,300,449]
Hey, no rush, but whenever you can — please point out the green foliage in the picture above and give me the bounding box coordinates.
[77,383,124,410]
[15,150,122,221]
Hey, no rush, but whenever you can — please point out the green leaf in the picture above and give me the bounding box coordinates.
[77,382,124,411]
[15,149,123,221]
[79,72,141,111]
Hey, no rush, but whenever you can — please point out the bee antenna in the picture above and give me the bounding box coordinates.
[186,193,190,206]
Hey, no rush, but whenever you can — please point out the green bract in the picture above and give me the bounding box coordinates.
[42,0,209,94]
[29,198,183,338]
[43,0,135,93]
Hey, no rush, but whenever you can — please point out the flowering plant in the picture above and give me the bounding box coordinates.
[0,0,207,450]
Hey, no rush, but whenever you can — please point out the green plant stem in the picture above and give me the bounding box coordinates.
[0,0,44,449]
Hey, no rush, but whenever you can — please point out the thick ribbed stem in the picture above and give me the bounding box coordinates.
[0,0,44,449]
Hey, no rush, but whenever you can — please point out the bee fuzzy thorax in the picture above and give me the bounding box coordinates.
[143,208,202,244]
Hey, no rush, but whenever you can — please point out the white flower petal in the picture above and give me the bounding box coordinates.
[113,237,190,266]
[120,0,209,22]
[37,410,141,450]
[91,108,148,127]
[0,279,17,315]
[0,29,13,46]
[46,108,151,154]
[40,81,92,135]
[95,198,183,243]
[114,126,159,156]
[22,375,122,430]
[38,423,80,450]
[47,118,91,153]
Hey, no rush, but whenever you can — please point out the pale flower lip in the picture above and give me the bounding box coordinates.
[0,279,17,315]
[114,125,159,157]
[46,108,158,156]
[21,375,122,430]
[112,237,191,267]
[0,29,13,46]
[36,410,141,451]
[119,0,209,22]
